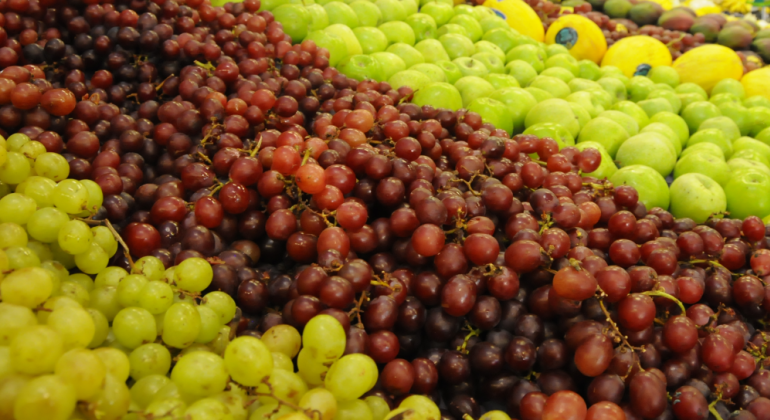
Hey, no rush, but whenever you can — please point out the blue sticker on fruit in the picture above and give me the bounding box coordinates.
[492,8,506,19]
[555,27,578,49]
[634,63,651,76]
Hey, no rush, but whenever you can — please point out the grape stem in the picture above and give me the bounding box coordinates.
[348,291,369,329]
[245,377,323,420]
[596,288,644,355]
[78,218,134,269]
[457,322,481,354]
[707,389,727,420]
[641,290,686,314]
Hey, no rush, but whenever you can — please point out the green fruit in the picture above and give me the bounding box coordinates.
[679,93,706,110]
[449,14,483,42]
[728,158,770,178]
[412,82,463,110]
[525,98,581,138]
[370,52,406,81]
[680,142,725,160]
[598,77,627,103]
[599,109,640,137]
[439,34,475,60]
[474,40,506,61]
[410,63,447,83]
[718,103,752,136]
[386,43,424,69]
[454,76,495,107]
[482,29,520,54]
[575,142,618,179]
[675,82,708,99]
[717,25,753,50]
[658,8,695,32]
[406,13,437,43]
[540,67,575,83]
[610,165,670,210]
[353,27,389,54]
[505,45,545,73]
[545,54,579,76]
[325,24,363,57]
[339,55,384,81]
[479,16,509,33]
[485,73,520,90]
[733,136,770,162]
[690,17,720,42]
[724,170,770,219]
[529,76,571,99]
[388,70,432,91]
[649,111,689,145]
[647,65,679,87]
[437,24,468,38]
[468,97,514,135]
[674,153,731,186]
[525,87,554,103]
[452,57,490,78]
[375,0,407,22]
[421,2,454,26]
[504,60,537,86]
[379,21,416,46]
[686,128,732,158]
[603,0,633,18]
[731,149,770,168]
[349,1,382,26]
[569,78,602,93]
[570,102,591,131]
[638,97,673,118]
[669,173,727,223]
[641,122,682,156]
[647,89,682,114]
[324,2,359,28]
[566,91,604,118]
[577,116,629,157]
[306,4,330,31]
[615,132,677,177]
[681,101,722,134]
[525,123,575,148]
[435,60,463,84]
[629,1,663,26]
[749,107,770,137]
[578,60,602,81]
[711,78,745,99]
[698,116,741,142]
[629,76,655,102]
[488,87,537,134]
[400,0,418,15]
[304,30,347,67]
[414,39,450,63]
[710,93,741,108]
[273,5,311,43]
[745,95,770,109]
[471,52,504,74]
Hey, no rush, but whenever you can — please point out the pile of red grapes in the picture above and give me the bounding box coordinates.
[3,0,770,418]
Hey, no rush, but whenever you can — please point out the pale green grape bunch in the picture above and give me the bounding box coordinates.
[162,302,202,348]
[0,193,36,224]
[34,152,70,182]
[16,175,56,207]
[170,351,229,399]
[302,314,347,364]
[52,179,91,215]
[325,354,379,402]
[112,307,157,349]
[74,242,110,274]
[224,336,273,386]
[58,220,93,255]
[174,257,214,292]
[91,226,118,257]
[27,207,69,243]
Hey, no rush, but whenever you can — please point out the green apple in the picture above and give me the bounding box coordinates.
[375,0,406,22]
[412,82,463,110]
[698,116,740,143]
[647,65,680,88]
[400,0,418,15]
[546,43,570,57]
[669,173,727,223]
[600,66,623,78]
[745,95,770,109]
[709,93,741,108]
[566,91,603,118]
[273,5,312,43]
[388,70,432,91]
[488,87,537,134]
[757,126,770,146]
[325,24,363,57]
[379,22,416,46]
[485,73,519,90]
[544,54,579,76]
[588,89,615,112]
[570,102,590,131]
[414,39,450,63]
[638,97,674,118]
[749,106,770,137]
[615,133,677,177]
[421,0,452,5]
[718,103,752,136]
[505,60,537,86]
[349,0,382,27]
[454,76,494,107]
[524,123,575,148]
[641,122,681,157]
[482,29,519,54]
[339,55,384,81]
[306,4,330,31]
[525,87,554,103]
[610,165,670,210]
[505,45,545,73]
[578,60,601,81]
[598,77,627,103]
[324,2,359,28]
[685,128,733,158]
[305,30,347,67]
[674,153,731,186]
[649,111,689,146]
[682,101,722,134]
[474,40,505,61]
[731,149,770,168]
[675,82,708,99]
[410,63,447,83]
[370,52,406,81]
[421,1,454,26]
[728,158,770,178]
[259,0,287,10]
[452,57,490,78]
[629,76,655,102]
[577,116,629,157]
[437,24,468,38]
[354,27,389,54]
[540,68,574,84]
[471,52,504,74]
[679,93,706,110]
[680,142,725,160]
[575,141,617,179]
[439,34,475,60]
[711,78,745,99]
[435,60,463,84]
[479,16,509,33]
[599,110,640,137]
[473,4,496,20]
[453,4,476,17]
[647,89,682,114]
[525,98,580,138]
[529,76,570,99]
[611,101,649,131]
[406,13,437,43]
[568,78,601,94]
[449,14,483,42]
[386,43,425,69]
[468,97,514,135]
[725,170,770,219]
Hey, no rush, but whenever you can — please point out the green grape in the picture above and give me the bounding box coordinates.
[129,343,172,380]
[5,246,41,269]
[479,411,512,420]
[10,325,64,374]
[58,281,90,306]
[325,354,378,402]
[42,260,68,289]
[382,408,423,420]
[92,347,130,382]
[173,287,197,304]
[0,141,5,166]
[171,351,229,399]
[212,386,250,420]
[0,303,37,345]
[19,140,46,160]
[0,222,27,248]
[0,181,9,199]
[262,324,302,358]
[249,402,294,420]
[138,280,174,315]
[132,256,165,281]
[88,286,122,321]
[178,343,214,357]
[36,296,80,324]
[335,400,374,420]
[184,398,234,420]
[0,151,31,185]
[27,240,52,261]
[162,302,201,348]
[195,305,221,344]
[86,308,109,348]
[117,274,148,307]
[19,176,56,207]
[163,266,176,282]
[0,345,11,378]
[0,193,36,224]
[256,368,308,405]
[153,313,165,335]
[224,336,273,386]
[202,291,237,325]
[1,266,54,308]
[53,179,90,215]
[300,387,337,420]
[210,325,231,356]
[34,152,70,182]
[58,220,93,255]
[90,226,118,257]
[398,396,440,420]
[144,398,187,419]
[79,180,103,216]
[272,351,294,371]
[81,373,131,420]
[302,314,346,363]
[130,375,171,409]
[365,396,390,420]
[7,133,30,151]
[13,374,77,420]
[0,373,31,419]
[67,273,94,291]
[0,249,6,280]
[54,348,107,400]
[94,266,128,288]
[74,243,109,274]
[48,305,96,349]
[174,257,214,292]
[297,348,328,387]
[112,307,157,349]
[50,240,75,269]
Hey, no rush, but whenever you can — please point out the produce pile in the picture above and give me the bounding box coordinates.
[2,0,770,419]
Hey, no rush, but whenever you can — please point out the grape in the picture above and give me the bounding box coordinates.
[336,400,375,420]
[117,274,149,307]
[10,325,63,375]
[0,151,31,185]
[27,241,52,263]
[47,305,95,349]
[79,180,103,216]
[52,179,90,215]
[86,309,109,348]
[325,354,379,401]
[0,222,27,249]
[129,375,171,409]
[297,348,329,387]
[249,402,295,420]
[95,267,128,288]
[184,398,233,420]
[1,267,53,308]
[34,152,69,181]
[224,336,274,386]
[7,134,30,151]
[80,373,131,420]
[542,390,587,420]
[256,368,308,404]
[195,305,221,343]
[201,291,237,325]
[5,246,40,269]
[0,303,37,345]
[300,388,338,420]
[0,374,31,419]
[13,374,76,420]
[74,243,110,274]
[59,281,90,306]
[366,396,390,420]
[17,176,56,207]
[162,302,201,349]
[398,395,441,420]
[261,324,302,358]
[273,352,295,371]
[88,287,121,322]
[553,266,598,301]
[174,257,214,292]
[302,314,346,363]
[0,193,36,224]
[128,343,172,381]
[112,307,157,349]
[143,397,187,419]
[54,348,107,400]
[171,351,229,399]
[58,220,93,255]
[92,227,118,258]
[131,256,165,281]
[138,281,175,315]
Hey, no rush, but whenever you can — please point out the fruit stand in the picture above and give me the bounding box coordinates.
[2,0,770,419]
